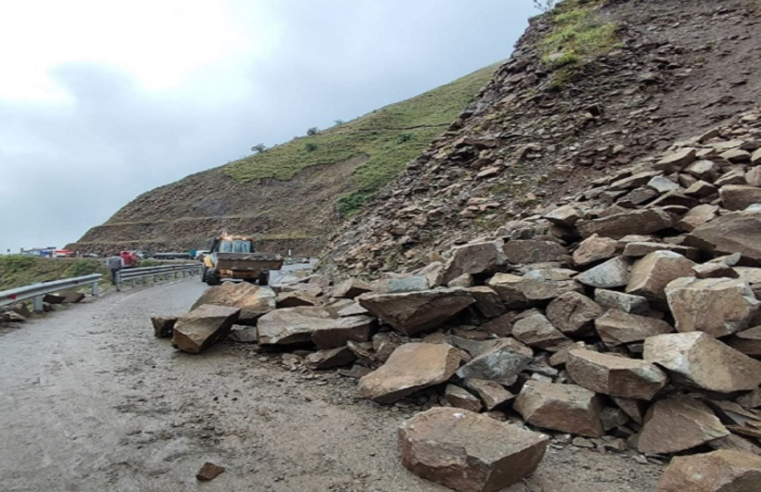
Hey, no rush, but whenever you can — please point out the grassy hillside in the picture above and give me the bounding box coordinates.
[0,256,109,291]
[226,65,498,215]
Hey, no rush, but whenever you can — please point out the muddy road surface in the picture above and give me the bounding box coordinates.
[0,280,663,491]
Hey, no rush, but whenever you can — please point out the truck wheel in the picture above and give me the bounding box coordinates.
[201,266,208,282]
[204,269,221,286]
[258,271,269,286]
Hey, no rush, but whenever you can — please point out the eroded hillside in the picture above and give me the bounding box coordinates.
[69,66,497,255]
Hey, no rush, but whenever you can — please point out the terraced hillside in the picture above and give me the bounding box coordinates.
[69,65,497,256]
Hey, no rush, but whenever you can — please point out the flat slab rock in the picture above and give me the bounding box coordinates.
[358,289,475,336]
[566,349,667,401]
[172,304,240,354]
[192,282,275,325]
[638,397,729,455]
[357,343,461,404]
[256,307,332,346]
[399,407,549,492]
[658,449,761,492]
[514,380,604,438]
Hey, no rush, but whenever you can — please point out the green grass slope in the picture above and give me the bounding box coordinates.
[226,64,498,215]
[0,256,108,291]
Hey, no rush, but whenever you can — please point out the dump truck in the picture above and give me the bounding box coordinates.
[201,235,283,286]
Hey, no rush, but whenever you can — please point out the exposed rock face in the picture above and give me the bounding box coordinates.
[638,397,729,455]
[626,251,696,303]
[441,241,505,285]
[666,277,760,337]
[594,309,673,346]
[566,350,667,401]
[257,307,333,346]
[503,240,571,265]
[686,210,761,264]
[172,304,240,354]
[358,289,475,336]
[577,208,673,240]
[455,338,533,386]
[357,343,461,404]
[311,315,377,349]
[151,316,177,338]
[546,292,605,336]
[398,407,548,492]
[658,450,761,492]
[191,283,275,325]
[643,332,761,393]
[514,380,604,438]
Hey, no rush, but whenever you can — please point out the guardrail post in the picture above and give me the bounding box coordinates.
[116,271,122,290]
[91,280,99,296]
[32,296,44,313]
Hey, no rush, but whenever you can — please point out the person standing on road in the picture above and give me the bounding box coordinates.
[106,255,124,291]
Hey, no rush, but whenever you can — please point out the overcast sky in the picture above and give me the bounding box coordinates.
[0,0,537,254]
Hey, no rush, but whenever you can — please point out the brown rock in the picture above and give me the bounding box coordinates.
[331,278,374,299]
[276,291,319,308]
[359,289,475,336]
[686,209,761,263]
[658,450,761,492]
[151,316,177,338]
[305,346,356,370]
[196,462,225,481]
[655,148,697,172]
[726,326,761,357]
[612,397,647,425]
[60,291,85,303]
[192,282,275,325]
[455,338,533,385]
[514,380,604,438]
[464,379,515,411]
[575,256,631,288]
[441,241,505,285]
[467,286,507,318]
[311,315,377,349]
[684,180,718,198]
[512,313,571,352]
[487,273,582,309]
[172,304,240,354]
[572,234,618,266]
[257,307,332,346]
[445,385,483,412]
[594,289,650,314]
[721,185,761,211]
[357,343,461,404]
[623,242,700,261]
[566,350,667,401]
[676,204,719,232]
[546,292,605,336]
[638,397,728,455]
[503,240,571,265]
[644,332,761,393]
[577,208,674,240]
[626,251,696,304]
[595,309,673,346]
[480,312,515,337]
[398,407,549,492]
[665,277,760,337]
[747,167,761,187]
[543,204,583,227]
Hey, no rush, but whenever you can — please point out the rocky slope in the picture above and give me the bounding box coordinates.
[68,66,496,255]
[323,0,761,277]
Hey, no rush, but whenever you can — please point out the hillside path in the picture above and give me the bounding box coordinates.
[0,279,662,491]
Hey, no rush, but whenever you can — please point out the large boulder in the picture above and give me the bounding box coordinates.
[311,315,377,349]
[566,350,667,401]
[503,240,571,265]
[546,292,605,336]
[666,277,760,337]
[441,241,505,285]
[514,380,604,437]
[257,307,332,346]
[658,450,761,492]
[455,338,533,386]
[720,185,761,211]
[357,343,461,404]
[626,251,696,304]
[358,289,475,336]
[577,208,674,239]
[172,304,240,354]
[638,397,728,454]
[643,332,761,393]
[487,273,582,309]
[572,234,618,266]
[512,313,571,352]
[595,309,673,346]
[398,407,549,492]
[191,282,276,325]
[686,209,761,263]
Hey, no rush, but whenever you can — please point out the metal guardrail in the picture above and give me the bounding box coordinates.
[116,263,203,288]
[0,274,102,312]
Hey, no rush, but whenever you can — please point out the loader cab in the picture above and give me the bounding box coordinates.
[214,238,255,254]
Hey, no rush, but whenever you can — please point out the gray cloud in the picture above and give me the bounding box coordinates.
[0,0,536,253]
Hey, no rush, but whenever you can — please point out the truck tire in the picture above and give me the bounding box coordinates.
[258,271,269,286]
[204,268,221,286]
[201,266,208,282]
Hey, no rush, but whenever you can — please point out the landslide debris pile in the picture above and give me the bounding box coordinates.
[324,0,761,277]
[157,113,761,492]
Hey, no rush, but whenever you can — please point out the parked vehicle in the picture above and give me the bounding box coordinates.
[202,235,283,286]
[120,251,138,267]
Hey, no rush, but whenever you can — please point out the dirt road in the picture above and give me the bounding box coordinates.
[0,280,663,491]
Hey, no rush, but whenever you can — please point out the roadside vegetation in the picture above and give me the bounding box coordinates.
[225,65,498,216]
[539,0,620,90]
[0,256,109,291]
